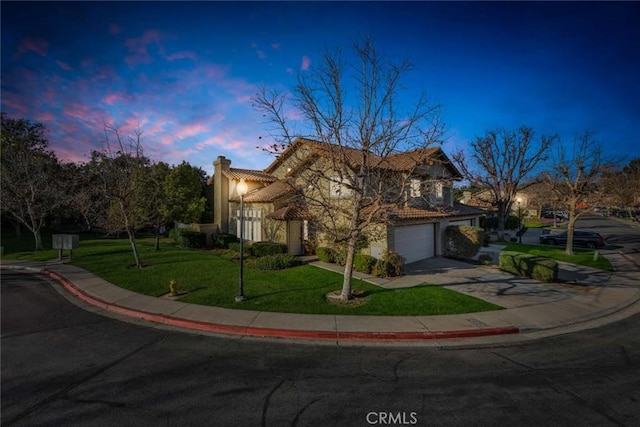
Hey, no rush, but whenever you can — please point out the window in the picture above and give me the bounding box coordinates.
[330,176,352,198]
[410,179,421,198]
[435,182,444,199]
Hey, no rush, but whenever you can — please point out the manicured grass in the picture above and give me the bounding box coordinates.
[2,233,503,316]
[504,242,613,271]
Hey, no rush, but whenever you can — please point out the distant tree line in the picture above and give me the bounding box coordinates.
[1,113,211,267]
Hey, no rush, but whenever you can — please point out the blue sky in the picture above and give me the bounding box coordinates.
[2,1,639,177]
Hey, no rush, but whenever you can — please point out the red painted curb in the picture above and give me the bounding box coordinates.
[43,268,519,341]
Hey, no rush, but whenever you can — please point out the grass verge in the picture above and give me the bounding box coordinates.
[504,242,612,271]
[2,233,503,316]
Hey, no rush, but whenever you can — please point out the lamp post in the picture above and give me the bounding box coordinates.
[235,178,248,302]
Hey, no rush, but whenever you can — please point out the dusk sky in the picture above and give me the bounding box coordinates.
[2,1,639,177]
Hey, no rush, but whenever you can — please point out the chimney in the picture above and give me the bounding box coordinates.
[213,156,231,233]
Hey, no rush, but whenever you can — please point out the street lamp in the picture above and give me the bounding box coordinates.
[235,178,248,302]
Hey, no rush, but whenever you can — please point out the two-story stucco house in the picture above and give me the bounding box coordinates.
[210,138,484,264]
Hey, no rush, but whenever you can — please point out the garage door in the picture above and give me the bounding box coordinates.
[449,219,472,227]
[394,224,435,264]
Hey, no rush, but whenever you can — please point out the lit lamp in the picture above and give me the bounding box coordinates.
[235,178,249,302]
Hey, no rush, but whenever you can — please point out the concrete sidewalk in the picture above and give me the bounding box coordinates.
[3,245,640,345]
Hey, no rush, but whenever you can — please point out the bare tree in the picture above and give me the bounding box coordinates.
[543,132,611,255]
[91,122,149,268]
[453,127,555,239]
[0,114,62,250]
[253,37,444,301]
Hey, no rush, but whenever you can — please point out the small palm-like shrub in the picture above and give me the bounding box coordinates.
[373,250,404,278]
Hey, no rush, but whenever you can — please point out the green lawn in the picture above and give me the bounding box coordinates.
[504,242,613,271]
[1,233,503,316]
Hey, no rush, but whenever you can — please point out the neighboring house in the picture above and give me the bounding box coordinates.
[210,138,484,263]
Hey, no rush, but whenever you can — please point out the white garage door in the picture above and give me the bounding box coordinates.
[449,219,472,227]
[394,224,435,264]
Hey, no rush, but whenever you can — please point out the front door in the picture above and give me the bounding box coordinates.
[288,220,302,255]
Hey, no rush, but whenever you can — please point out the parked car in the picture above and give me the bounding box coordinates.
[539,230,605,249]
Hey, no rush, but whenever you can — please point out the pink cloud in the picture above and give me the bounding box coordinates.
[177,123,209,139]
[124,29,162,67]
[271,43,281,50]
[166,50,197,61]
[16,36,49,57]
[56,60,72,71]
[301,56,311,71]
[103,93,128,105]
[36,112,54,122]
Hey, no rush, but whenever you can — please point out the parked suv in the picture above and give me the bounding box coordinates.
[539,230,605,249]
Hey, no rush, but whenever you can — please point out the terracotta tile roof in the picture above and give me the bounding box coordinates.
[389,207,450,220]
[266,205,314,221]
[264,137,461,177]
[242,181,295,203]
[222,168,276,183]
[387,203,486,220]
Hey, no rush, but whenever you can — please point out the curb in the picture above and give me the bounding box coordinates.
[30,267,519,342]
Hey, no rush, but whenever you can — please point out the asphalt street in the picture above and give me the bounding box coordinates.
[2,268,639,427]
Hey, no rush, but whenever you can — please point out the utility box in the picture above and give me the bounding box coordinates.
[52,234,79,260]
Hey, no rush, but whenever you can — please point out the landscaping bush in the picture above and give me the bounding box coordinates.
[354,253,377,274]
[505,215,521,230]
[211,233,238,249]
[227,241,253,255]
[169,228,206,248]
[316,246,335,263]
[333,247,347,266]
[444,225,485,259]
[499,251,558,282]
[250,253,302,271]
[211,248,241,261]
[251,241,287,257]
[478,254,493,265]
[373,250,404,278]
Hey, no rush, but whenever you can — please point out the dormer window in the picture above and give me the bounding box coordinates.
[410,179,421,198]
[435,182,444,199]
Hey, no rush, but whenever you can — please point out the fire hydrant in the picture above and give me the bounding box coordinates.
[169,279,178,297]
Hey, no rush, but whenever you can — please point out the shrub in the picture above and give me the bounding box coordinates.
[211,233,238,249]
[478,254,493,265]
[444,225,485,259]
[170,228,206,248]
[499,251,558,282]
[333,247,347,266]
[373,250,404,278]
[354,253,377,274]
[505,215,521,230]
[227,241,253,255]
[214,249,240,261]
[251,241,287,257]
[250,253,302,271]
[316,247,335,263]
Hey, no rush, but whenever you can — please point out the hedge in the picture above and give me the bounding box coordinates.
[354,253,377,274]
[169,229,207,248]
[249,254,302,271]
[251,241,287,257]
[499,251,558,282]
[444,225,485,259]
[211,233,238,249]
[316,247,335,263]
